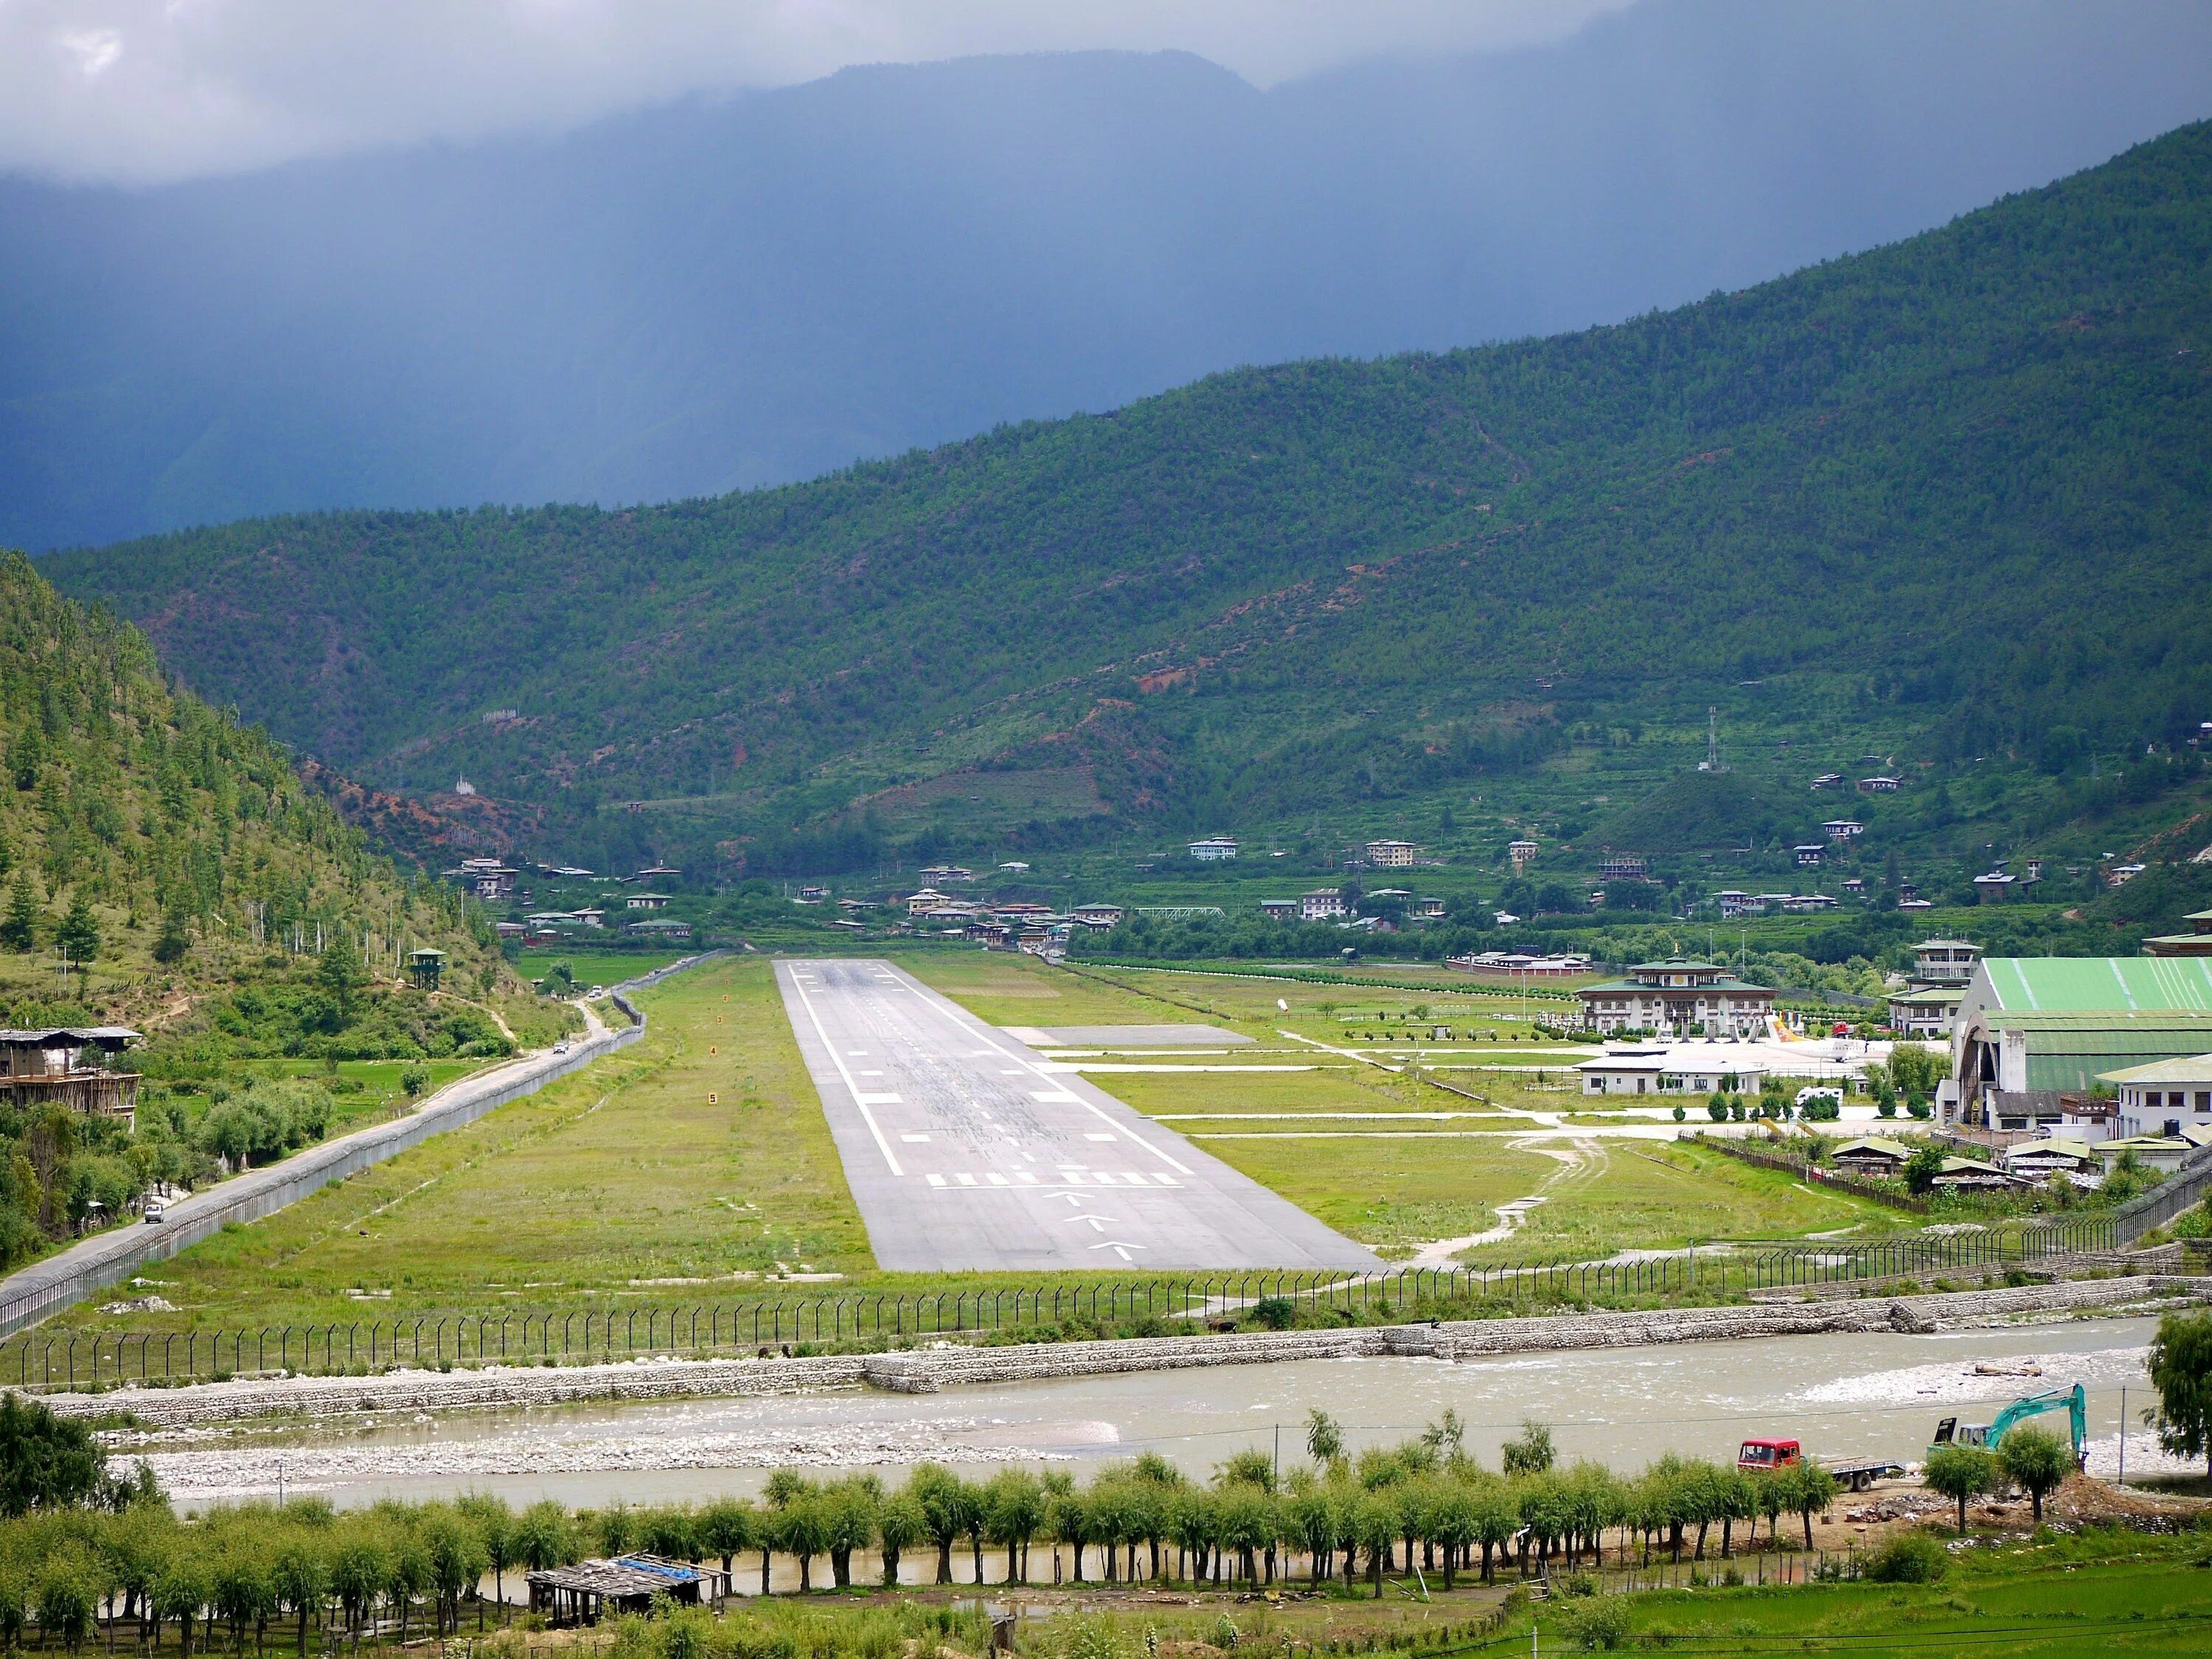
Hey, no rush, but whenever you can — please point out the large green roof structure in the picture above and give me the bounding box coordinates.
[1975,957,2212,1013]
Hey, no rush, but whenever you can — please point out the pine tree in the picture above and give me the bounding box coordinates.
[55,891,100,967]
[317,930,367,1021]
[0,873,38,953]
[152,902,192,966]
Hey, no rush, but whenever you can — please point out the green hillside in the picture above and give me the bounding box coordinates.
[0,552,571,1269]
[42,123,2212,883]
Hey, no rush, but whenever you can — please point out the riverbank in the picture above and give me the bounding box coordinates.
[39,1271,2207,1431]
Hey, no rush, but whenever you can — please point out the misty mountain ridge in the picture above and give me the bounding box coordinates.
[6,0,2212,549]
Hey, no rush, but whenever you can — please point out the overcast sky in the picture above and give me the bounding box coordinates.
[0,0,1631,185]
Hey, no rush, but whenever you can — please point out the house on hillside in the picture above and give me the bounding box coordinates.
[1857,776,1902,793]
[1071,903,1124,929]
[1187,838,1239,862]
[1598,854,1648,881]
[1794,845,1826,868]
[0,1028,139,1122]
[1300,889,1346,922]
[1822,819,1865,842]
[625,917,693,942]
[1508,839,1540,873]
[625,892,670,911]
[1366,839,1420,868]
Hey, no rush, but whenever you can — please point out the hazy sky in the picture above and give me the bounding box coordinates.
[0,0,1630,184]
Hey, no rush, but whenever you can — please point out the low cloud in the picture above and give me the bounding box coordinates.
[0,0,1627,184]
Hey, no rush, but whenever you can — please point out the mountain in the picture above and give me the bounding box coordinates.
[41,121,2212,880]
[6,0,2212,551]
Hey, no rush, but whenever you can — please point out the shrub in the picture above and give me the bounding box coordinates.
[1553,1598,1627,1652]
[1249,1297,1295,1331]
[1863,1532,1947,1583]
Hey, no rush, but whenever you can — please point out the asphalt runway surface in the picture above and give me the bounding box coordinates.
[774,959,1382,1273]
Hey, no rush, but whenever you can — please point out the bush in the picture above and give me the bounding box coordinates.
[1863,1532,1947,1583]
[1554,1598,1627,1651]
[1249,1297,1295,1331]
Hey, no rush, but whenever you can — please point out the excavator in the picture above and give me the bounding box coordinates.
[1930,1384,2087,1469]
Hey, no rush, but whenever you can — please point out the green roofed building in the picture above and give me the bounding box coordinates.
[1952,956,2212,1132]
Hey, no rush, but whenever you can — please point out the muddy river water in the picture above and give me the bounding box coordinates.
[140,1316,2185,1512]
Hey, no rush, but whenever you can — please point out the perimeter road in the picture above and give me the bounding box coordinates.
[775,959,1382,1273]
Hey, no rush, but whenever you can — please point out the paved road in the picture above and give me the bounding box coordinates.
[774,959,1381,1273]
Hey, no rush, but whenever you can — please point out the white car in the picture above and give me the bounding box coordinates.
[143,1203,165,1225]
[552,1041,571,1054]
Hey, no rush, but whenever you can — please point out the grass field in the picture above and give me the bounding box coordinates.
[47,956,874,1332]
[1526,1526,2212,1657]
[514,950,695,991]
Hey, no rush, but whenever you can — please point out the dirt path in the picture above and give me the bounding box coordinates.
[1408,1139,1593,1266]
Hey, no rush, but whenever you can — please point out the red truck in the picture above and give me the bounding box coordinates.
[1737,1439,1904,1492]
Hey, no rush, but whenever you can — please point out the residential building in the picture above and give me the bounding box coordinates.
[1716,889,1758,919]
[998,861,1031,872]
[1927,1158,2022,1192]
[1366,839,1419,868]
[1831,1138,1910,1180]
[1598,854,1648,881]
[1810,772,1845,790]
[905,888,952,916]
[1071,903,1124,928]
[1575,956,1777,1037]
[2145,908,2212,959]
[1299,888,1347,922]
[2098,1053,2212,1139]
[626,917,693,941]
[571,908,605,929]
[798,885,828,901]
[1780,893,1839,913]
[0,1027,139,1121]
[636,864,681,883]
[1259,898,1300,922]
[1793,845,1826,869]
[625,892,671,911]
[2107,863,2146,886]
[1950,956,2212,1130]
[1972,872,2016,902]
[1187,838,1239,862]
[446,858,515,900]
[1842,877,1866,894]
[990,902,1056,923]
[1857,776,1902,793]
[1412,897,1447,919]
[2002,1142,2103,1186]
[919,864,976,883]
[1822,819,1866,841]
[1508,839,1540,873]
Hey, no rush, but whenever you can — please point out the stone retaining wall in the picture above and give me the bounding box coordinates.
[42,1273,2206,1430]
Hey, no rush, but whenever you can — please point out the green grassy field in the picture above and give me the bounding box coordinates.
[1517,1526,2212,1657]
[515,949,695,991]
[46,956,874,1332]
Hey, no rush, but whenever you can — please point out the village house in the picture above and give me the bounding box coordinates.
[1300,888,1347,921]
[1366,839,1419,868]
[1857,776,1902,793]
[919,864,975,884]
[625,891,670,911]
[1576,956,1776,1037]
[1810,771,1845,790]
[1829,1137,1911,1180]
[2002,1141,2103,1186]
[1927,1156,2023,1193]
[1259,898,1300,921]
[1187,838,1239,861]
[1793,844,1826,868]
[1412,896,1448,919]
[0,1028,139,1121]
[1822,819,1865,841]
[1071,902,1124,928]
[625,917,692,941]
[1598,853,1648,881]
[2093,1135,2195,1176]
[1972,871,2016,902]
[527,1555,725,1624]
[1508,838,1540,873]
[905,888,952,917]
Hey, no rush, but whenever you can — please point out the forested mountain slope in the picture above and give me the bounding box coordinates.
[44,122,2212,873]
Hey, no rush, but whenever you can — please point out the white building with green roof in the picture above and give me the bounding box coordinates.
[1951,956,2212,1131]
[2097,1052,2212,1140]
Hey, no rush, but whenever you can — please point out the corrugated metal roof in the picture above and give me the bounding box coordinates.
[1980,957,2212,1013]
[2097,1052,2212,1085]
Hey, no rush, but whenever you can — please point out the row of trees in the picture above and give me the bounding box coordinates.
[0,1409,1879,1655]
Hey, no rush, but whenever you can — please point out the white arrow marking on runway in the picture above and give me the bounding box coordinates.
[1089,1240,1146,1260]
[1060,1213,1115,1229]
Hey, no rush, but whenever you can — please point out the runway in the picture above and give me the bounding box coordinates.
[773,959,1381,1273]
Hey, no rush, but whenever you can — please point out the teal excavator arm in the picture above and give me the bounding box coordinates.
[1987,1385,2087,1463]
